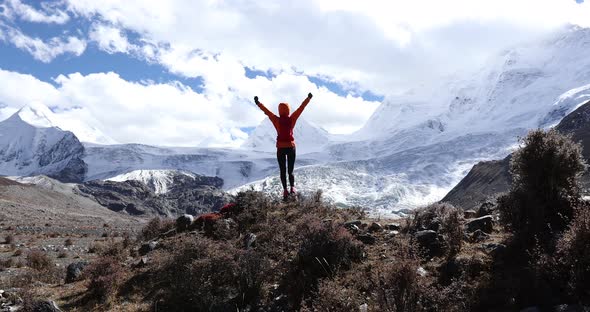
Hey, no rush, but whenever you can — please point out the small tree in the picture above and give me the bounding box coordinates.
[499,129,586,248]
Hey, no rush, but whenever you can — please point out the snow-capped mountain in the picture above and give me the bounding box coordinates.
[241,118,331,153]
[237,26,590,215]
[1,102,116,145]
[2,26,590,217]
[0,105,87,182]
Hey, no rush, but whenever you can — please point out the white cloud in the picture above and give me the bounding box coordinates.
[88,23,136,54]
[0,66,378,146]
[4,0,70,24]
[3,0,590,145]
[0,26,86,63]
[63,0,590,94]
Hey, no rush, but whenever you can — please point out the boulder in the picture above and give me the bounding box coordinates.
[27,300,62,312]
[463,210,477,219]
[134,257,149,268]
[65,261,88,283]
[176,214,194,232]
[470,229,490,242]
[357,234,376,245]
[414,230,443,257]
[139,241,158,256]
[465,215,494,233]
[346,225,359,235]
[481,242,506,256]
[244,233,257,250]
[368,222,383,233]
[344,220,362,228]
[386,223,401,231]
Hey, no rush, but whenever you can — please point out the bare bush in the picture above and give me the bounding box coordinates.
[84,256,125,302]
[499,129,586,248]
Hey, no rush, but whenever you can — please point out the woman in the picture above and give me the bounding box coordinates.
[254,93,313,199]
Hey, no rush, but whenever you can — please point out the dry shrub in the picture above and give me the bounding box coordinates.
[410,202,463,258]
[98,240,129,261]
[373,238,422,312]
[555,204,590,301]
[301,278,364,312]
[84,256,125,302]
[140,217,175,241]
[26,250,53,271]
[64,238,74,246]
[149,237,267,311]
[13,249,23,257]
[88,242,104,254]
[285,215,364,309]
[499,129,586,249]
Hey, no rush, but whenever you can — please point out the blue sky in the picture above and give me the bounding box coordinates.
[0,0,588,147]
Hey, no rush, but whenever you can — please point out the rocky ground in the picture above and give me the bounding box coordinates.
[0,177,145,311]
[0,189,549,312]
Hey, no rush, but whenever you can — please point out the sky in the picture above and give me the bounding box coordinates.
[0,0,589,147]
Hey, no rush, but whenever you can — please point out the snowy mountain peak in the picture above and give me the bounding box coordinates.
[2,102,117,145]
[0,107,87,182]
[12,102,58,128]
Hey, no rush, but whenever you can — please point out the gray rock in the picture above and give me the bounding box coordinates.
[386,223,401,231]
[27,299,62,312]
[345,220,362,228]
[139,241,158,256]
[244,233,257,250]
[368,222,383,233]
[346,224,360,234]
[463,210,477,219]
[414,230,443,257]
[176,214,194,232]
[134,257,149,268]
[65,261,88,283]
[465,215,494,233]
[357,234,376,245]
[471,229,490,242]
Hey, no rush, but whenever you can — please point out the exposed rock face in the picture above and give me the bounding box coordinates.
[77,171,230,216]
[442,100,590,210]
[441,157,511,210]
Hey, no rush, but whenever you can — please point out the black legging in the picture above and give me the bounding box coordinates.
[277,147,296,190]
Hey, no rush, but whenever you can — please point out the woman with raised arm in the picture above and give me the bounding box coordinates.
[253,93,313,200]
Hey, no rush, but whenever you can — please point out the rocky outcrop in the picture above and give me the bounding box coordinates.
[77,172,230,217]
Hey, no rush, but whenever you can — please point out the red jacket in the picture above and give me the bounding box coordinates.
[256,97,311,148]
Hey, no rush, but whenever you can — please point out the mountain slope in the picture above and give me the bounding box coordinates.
[0,105,87,182]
